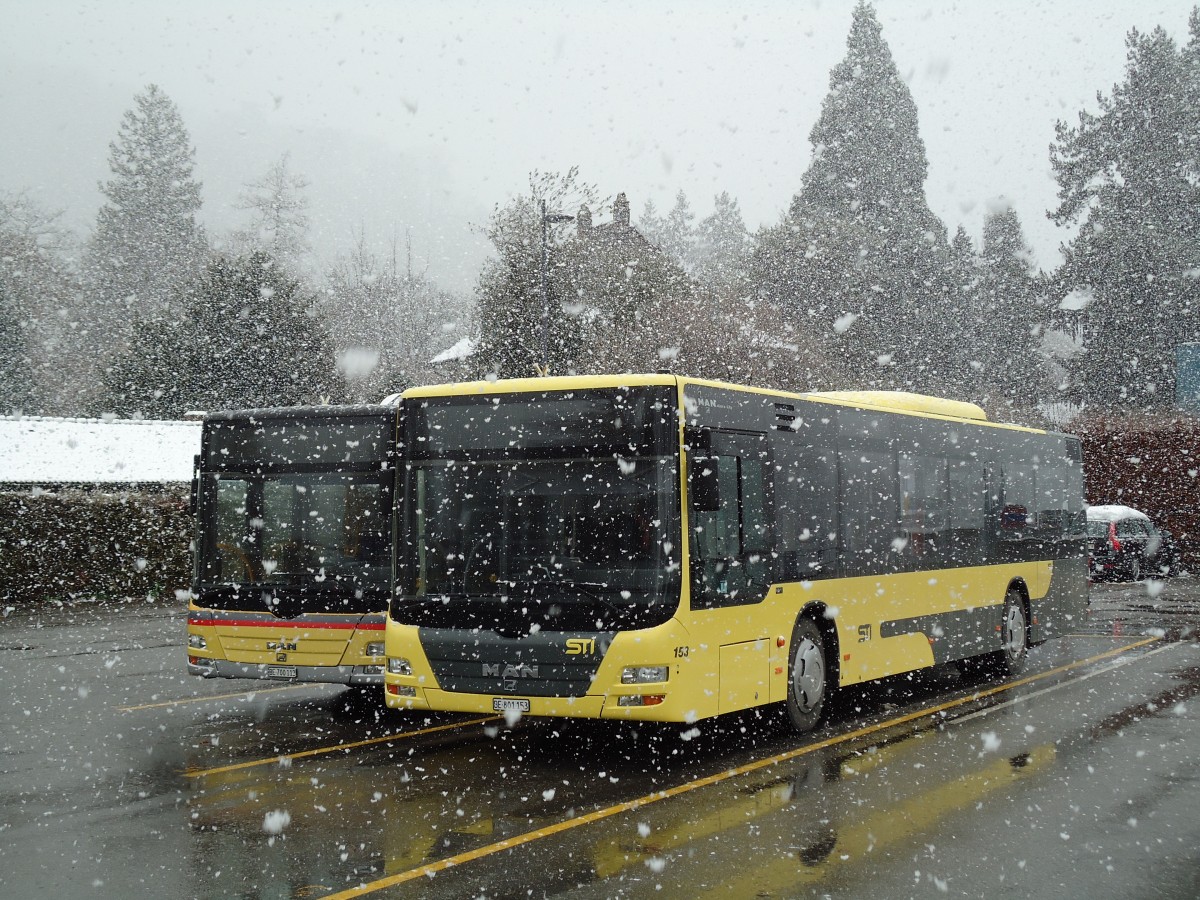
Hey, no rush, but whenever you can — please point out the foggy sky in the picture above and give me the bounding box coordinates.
[1,0,1192,293]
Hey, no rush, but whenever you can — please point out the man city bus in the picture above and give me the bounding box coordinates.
[383,374,1087,733]
[186,402,399,690]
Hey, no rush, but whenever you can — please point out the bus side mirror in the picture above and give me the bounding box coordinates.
[189,454,201,516]
[690,457,721,512]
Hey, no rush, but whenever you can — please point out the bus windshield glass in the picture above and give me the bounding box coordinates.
[201,472,392,591]
[194,409,395,615]
[396,387,681,631]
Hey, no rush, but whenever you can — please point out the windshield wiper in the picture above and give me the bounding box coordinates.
[518,574,629,626]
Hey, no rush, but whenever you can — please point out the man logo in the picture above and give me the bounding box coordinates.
[565,638,596,656]
[267,640,298,652]
[482,663,540,679]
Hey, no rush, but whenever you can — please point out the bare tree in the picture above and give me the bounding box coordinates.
[233,152,311,268]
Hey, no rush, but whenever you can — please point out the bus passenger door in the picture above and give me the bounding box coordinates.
[687,430,774,609]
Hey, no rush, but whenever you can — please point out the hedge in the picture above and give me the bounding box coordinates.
[0,489,193,605]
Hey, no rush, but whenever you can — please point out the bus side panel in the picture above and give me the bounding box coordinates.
[827,564,1046,684]
[718,639,772,715]
[1031,557,1089,642]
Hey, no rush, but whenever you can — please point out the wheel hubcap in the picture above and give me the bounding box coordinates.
[1003,604,1026,657]
[792,638,825,713]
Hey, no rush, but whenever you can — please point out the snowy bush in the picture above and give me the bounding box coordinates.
[0,489,191,604]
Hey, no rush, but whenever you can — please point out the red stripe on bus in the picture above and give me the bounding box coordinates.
[187,617,385,631]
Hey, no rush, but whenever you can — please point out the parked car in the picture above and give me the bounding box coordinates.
[1086,505,1181,582]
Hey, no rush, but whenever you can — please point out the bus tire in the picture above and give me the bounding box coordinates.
[989,587,1029,677]
[786,617,831,734]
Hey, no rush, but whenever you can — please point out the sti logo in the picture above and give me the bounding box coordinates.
[565,638,596,656]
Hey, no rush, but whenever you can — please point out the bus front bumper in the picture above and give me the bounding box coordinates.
[384,684,698,721]
[187,657,384,685]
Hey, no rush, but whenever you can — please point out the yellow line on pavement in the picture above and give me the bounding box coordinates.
[184,715,500,778]
[324,636,1159,899]
[117,682,326,712]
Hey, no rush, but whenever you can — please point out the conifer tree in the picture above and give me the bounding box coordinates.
[693,192,751,296]
[103,252,343,417]
[757,2,959,395]
[0,193,91,415]
[639,191,697,270]
[969,206,1049,407]
[234,153,311,268]
[0,281,29,414]
[1050,13,1200,408]
[637,199,665,248]
[84,85,207,353]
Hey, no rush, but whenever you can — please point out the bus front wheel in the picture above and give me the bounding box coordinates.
[786,617,831,734]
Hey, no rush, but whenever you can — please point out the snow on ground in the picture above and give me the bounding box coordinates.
[0,416,202,484]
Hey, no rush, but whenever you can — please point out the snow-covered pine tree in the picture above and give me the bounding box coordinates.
[0,193,92,415]
[471,169,599,379]
[1050,13,1200,409]
[637,199,665,249]
[84,85,207,357]
[102,252,344,417]
[759,1,959,395]
[969,205,1050,409]
[693,192,750,297]
[658,190,697,272]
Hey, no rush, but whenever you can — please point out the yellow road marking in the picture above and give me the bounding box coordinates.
[324,636,1159,899]
[116,682,327,712]
[184,716,500,778]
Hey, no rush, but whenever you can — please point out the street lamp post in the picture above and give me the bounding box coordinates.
[539,199,574,376]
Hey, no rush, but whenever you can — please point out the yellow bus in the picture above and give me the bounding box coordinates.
[187,404,398,688]
[384,375,1087,732]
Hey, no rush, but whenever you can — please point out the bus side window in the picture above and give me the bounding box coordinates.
[691,455,740,562]
[774,450,837,580]
[690,449,771,607]
[838,450,898,576]
[947,456,985,565]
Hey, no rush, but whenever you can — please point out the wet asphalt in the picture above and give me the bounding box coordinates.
[1,578,1198,898]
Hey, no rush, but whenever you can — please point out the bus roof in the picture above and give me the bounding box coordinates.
[803,390,987,422]
[203,403,397,425]
[402,374,1044,431]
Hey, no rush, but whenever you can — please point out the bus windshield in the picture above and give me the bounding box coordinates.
[395,387,681,631]
[200,471,392,594]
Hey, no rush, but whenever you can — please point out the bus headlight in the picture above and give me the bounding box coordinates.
[188,634,207,650]
[365,642,385,657]
[621,666,668,684]
[387,657,413,676]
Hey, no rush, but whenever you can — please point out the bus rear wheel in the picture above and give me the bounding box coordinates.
[786,618,831,734]
[983,588,1028,677]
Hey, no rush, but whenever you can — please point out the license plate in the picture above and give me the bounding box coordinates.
[265,666,297,679]
[493,698,530,713]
